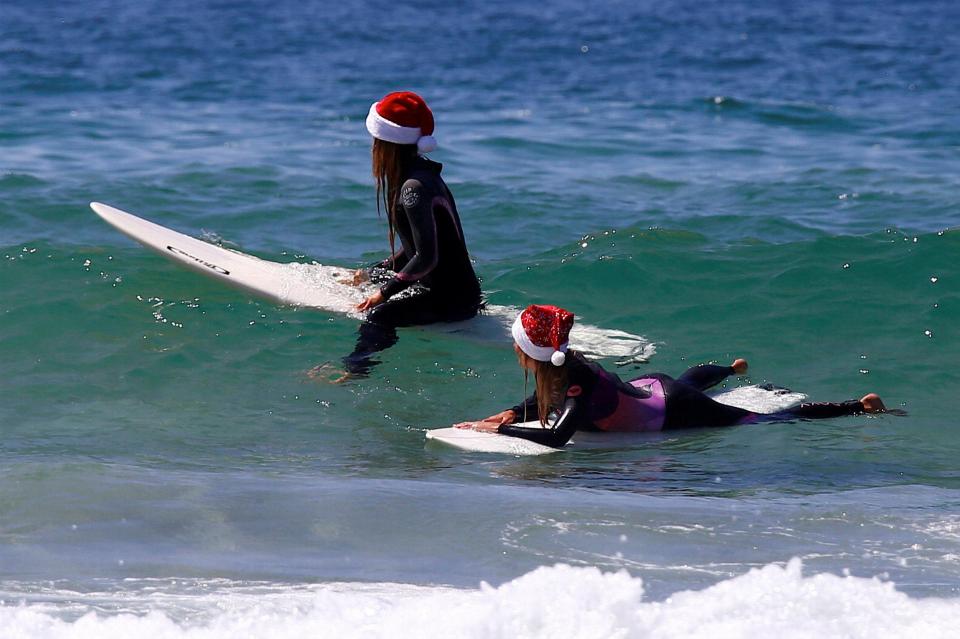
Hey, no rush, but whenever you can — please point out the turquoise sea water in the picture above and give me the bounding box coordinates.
[2,0,960,635]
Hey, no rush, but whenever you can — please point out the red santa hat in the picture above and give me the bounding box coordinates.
[365,91,437,153]
[512,304,575,366]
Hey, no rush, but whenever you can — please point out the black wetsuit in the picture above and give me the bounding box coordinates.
[344,157,483,375]
[498,352,865,448]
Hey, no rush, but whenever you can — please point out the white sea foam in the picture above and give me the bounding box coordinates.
[278,262,656,362]
[2,560,958,639]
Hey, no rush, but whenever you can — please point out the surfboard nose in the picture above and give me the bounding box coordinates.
[90,201,116,217]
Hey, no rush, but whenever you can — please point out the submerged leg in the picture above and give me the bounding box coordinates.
[339,291,478,379]
[342,320,400,377]
[661,377,754,429]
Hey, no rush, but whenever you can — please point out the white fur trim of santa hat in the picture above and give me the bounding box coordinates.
[366,103,420,144]
[512,313,568,366]
[366,103,437,153]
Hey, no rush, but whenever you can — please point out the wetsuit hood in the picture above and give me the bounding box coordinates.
[410,156,443,176]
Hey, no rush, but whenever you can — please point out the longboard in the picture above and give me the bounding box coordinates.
[425,385,807,455]
[90,202,654,361]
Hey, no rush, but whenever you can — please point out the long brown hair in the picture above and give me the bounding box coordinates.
[371,138,418,264]
[517,350,569,426]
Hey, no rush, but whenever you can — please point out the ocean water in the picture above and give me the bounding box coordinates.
[3,0,960,636]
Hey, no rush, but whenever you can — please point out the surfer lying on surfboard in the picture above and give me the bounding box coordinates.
[455,305,887,448]
[330,91,482,381]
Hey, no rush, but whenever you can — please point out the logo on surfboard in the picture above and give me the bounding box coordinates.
[166,245,231,275]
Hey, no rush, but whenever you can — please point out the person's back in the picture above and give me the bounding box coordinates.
[389,158,480,305]
[457,305,887,448]
[329,91,483,381]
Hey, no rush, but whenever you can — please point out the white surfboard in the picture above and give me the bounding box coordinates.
[90,202,654,361]
[425,427,561,455]
[425,384,807,455]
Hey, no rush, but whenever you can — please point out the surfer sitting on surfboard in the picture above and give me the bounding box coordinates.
[337,91,483,379]
[455,305,887,448]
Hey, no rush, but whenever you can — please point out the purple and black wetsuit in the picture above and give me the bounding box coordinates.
[344,157,483,375]
[498,352,865,448]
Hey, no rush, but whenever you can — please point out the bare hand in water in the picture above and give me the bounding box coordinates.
[356,290,385,312]
[339,269,370,287]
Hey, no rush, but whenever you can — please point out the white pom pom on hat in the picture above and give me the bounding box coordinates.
[512,304,575,366]
[365,91,438,153]
[416,135,437,153]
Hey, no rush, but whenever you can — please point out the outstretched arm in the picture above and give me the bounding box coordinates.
[509,392,539,424]
[497,396,581,448]
[452,392,538,432]
[772,394,886,420]
[784,400,864,419]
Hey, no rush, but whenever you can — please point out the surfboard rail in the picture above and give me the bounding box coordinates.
[90,202,655,359]
[425,385,806,455]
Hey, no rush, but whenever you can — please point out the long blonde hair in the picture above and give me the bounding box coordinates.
[517,350,569,426]
[371,138,418,266]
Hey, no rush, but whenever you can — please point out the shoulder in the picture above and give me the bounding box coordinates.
[399,178,425,210]
[567,350,596,370]
[566,351,602,387]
